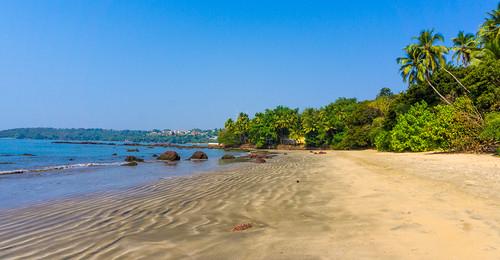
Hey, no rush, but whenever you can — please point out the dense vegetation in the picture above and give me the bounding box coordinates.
[0,128,218,143]
[219,4,500,153]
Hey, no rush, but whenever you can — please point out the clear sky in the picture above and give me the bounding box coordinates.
[0,0,495,130]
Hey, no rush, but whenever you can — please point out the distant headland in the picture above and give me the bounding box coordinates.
[0,128,219,143]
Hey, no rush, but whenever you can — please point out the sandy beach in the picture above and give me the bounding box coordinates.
[1,150,500,259]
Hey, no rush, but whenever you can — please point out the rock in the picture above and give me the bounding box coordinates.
[69,158,74,161]
[296,180,300,183]
[112,153,118,156]
[157,151,180,161]
[127,149,139,152]
[189,151,208,160]
[231,223,252,232]
[255,158,266,163]
[21,153,35,156]
[221,154,236,160]
[125,156,144,162]
[152,154,158,157]
[123,161,138,166]
[318,151,327,154]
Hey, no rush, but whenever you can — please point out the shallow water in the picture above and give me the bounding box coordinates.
[0,139,238,209]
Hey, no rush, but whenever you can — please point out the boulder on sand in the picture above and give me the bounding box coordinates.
[157,151,180,161]
[189,151,208,160]
[221,154,235,160]
[125,156,144,162]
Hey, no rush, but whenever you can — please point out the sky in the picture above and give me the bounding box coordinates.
[0,0,496,130]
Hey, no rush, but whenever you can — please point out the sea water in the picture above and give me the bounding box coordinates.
[0,139,237,209]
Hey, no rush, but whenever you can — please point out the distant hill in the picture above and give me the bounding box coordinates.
[0,128,219,143]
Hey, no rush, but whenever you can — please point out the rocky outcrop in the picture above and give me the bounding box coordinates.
[157,151,180,161]
[189,151,208,160]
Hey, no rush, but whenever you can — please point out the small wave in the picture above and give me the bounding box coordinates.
[0,162,124,175]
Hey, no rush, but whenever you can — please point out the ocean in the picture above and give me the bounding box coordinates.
[0,138,237,209]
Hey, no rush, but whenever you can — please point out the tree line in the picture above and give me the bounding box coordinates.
[218,4,500,153]
[0,128,219,143]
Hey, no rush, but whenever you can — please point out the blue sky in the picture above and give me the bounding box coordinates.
[0,0,495,130]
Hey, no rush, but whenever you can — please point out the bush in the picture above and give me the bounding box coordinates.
[375,130,391,151]
[388,102,446,152]
[480,112,500,142]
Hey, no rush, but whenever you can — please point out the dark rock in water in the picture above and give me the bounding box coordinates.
[0,162,14,165]
[123,161,138,166]
[158,151,180,161]
[69,158,74,161]
[21,153,35,156]
[112,153,118,156]
[189,151,208,160]
[221,154,236,160]
[125,156,144,162]
[255,158,266,163]
[127,149,139,152]
[152,154,158,157]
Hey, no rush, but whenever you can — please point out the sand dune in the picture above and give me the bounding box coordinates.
[1,151,499,259]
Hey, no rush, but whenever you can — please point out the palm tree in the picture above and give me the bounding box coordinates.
[452,31,478,66]
[479,3,500,43]
[397,34,451,104]
[468,4,500,64]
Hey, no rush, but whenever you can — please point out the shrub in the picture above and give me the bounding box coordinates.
[480,112,500,142]
[388,102,445,152]
[375,130,391,151]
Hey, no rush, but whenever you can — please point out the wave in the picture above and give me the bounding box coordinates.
[0,162,124,175]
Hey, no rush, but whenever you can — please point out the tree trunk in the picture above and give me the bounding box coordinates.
[442,67,470,93]
[442,68,483,121]
[425,74,452,105]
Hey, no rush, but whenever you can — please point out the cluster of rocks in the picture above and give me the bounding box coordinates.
[220,151,279,163]
[123,155,144,166]
[123,149,278,166]
[157,150,209,161]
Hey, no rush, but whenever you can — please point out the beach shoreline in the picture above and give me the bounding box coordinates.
[1,150,499,259]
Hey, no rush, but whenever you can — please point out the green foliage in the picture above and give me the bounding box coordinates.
[387,102,445,152]
[481,112,500,142]
[217,4,498,153]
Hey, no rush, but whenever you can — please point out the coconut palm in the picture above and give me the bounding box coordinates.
[479,3,500,43]
[415,29,471,94]
[452,31,478,66]
[471,4,500,64]
[397,36,451,104]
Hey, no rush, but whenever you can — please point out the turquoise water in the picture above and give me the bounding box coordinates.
[0,139,235,209]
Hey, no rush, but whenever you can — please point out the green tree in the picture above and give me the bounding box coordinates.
[397,41,451,104]
[452,31,478,66]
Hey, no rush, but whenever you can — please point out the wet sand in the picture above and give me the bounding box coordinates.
[1,151,499,259]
